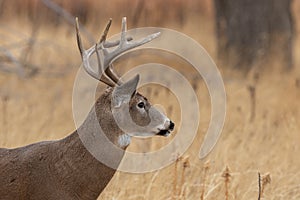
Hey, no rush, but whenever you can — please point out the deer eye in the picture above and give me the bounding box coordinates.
[137,102,145,108]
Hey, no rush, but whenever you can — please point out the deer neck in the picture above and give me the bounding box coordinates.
[94,88,131,149]
[52,92,129,198]
[52,130,123,199]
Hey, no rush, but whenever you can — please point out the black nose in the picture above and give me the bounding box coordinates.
[169,121,175,130]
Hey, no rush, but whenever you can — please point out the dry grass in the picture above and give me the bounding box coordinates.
[1,1,300,199]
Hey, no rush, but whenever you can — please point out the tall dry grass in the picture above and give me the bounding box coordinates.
[1,0,300,199]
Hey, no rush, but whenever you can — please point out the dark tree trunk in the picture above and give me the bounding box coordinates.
[214,0,294,71]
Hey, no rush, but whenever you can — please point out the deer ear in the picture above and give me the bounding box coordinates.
[112,74,140,108]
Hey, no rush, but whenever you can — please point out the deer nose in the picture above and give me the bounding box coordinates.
[169,121,175,131]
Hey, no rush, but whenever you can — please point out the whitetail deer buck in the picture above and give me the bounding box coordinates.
[0,17,174,200]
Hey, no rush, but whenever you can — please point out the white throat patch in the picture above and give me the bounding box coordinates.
[118,134,131,148]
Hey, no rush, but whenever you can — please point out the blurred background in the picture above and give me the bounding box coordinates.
[0,0,300,199]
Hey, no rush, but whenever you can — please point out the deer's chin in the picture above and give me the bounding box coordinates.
[127,132,156,138]
[156,129,171,137]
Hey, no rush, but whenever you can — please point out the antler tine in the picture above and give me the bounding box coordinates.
[96,18,122,85]
[95,43,116,87]
[75,17,84,57]
[120,17,128,46]
[102,17,161,70]
[76,18,115,87]
[96,18,119,87]
[99,18,112,44]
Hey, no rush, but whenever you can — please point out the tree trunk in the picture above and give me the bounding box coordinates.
[214,0,294,72]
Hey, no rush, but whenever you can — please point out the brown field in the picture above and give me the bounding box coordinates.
[1,0,300,199]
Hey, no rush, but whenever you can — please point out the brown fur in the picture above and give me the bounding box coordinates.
[0,88,150,200]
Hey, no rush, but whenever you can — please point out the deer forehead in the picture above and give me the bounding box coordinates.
[131,93,148,104]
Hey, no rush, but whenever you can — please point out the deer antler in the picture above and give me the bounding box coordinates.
[75,17,160,87]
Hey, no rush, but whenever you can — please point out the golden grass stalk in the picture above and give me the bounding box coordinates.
[172,154,181,200]
[200,160,210,200]
[222,165,231,200]
[258,172,261,200]
[258,172,271,199]
[179,156,190,200]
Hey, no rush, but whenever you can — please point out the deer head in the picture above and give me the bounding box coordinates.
[76,17,175,149]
